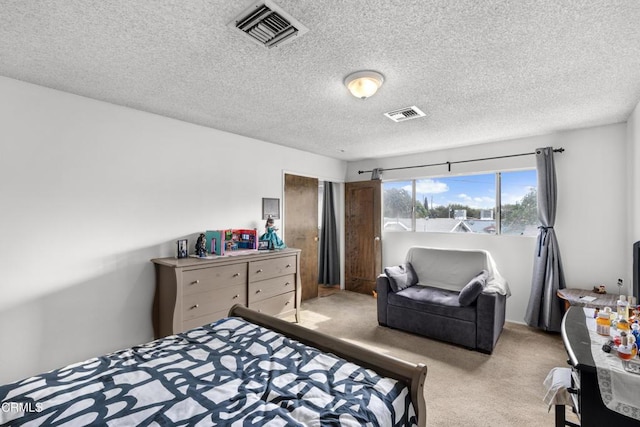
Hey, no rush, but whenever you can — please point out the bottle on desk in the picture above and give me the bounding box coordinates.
[617,295,629,321]
[617,318,630,332]
[597,310,611,336]
[617,332,637,360]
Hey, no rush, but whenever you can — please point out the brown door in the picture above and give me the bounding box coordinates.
[284,174,319,301]
[345,180,382,295]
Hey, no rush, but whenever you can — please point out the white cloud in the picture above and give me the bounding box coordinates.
[449,194,494,209]
[415,179,449,194]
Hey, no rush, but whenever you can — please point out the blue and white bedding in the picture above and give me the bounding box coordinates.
[0,317,417,426]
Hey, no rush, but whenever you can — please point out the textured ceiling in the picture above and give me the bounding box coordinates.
[1,1,640,161]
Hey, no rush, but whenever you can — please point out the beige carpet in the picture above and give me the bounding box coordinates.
[294,291,576,427]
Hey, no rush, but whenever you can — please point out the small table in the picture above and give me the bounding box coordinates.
[557,288,619,311]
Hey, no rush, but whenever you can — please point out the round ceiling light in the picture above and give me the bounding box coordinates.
[344,70,384,100]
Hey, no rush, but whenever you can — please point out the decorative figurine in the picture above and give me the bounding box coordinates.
[195,233,207,257]
[593,284,607,294]
[259,217,286,250]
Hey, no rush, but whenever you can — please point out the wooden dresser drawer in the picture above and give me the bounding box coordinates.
[249,256,297,282]
[182,263,247,295]
[182,284,246,321]
[251,291,295,317]
[248,274,296,304]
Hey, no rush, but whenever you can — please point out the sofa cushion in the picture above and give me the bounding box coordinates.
[458,270,489,306]
[389,285,476,322]
[384,263,418,292]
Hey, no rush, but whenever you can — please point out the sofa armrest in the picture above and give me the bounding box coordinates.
[476,292,507,353]
[376,274,392,326]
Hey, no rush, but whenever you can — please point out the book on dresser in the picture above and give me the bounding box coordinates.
[151,248,301,338]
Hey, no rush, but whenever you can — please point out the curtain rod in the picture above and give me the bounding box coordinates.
[357,147,565,175]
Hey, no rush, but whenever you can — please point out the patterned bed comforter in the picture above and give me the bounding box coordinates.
[1,317,416,426]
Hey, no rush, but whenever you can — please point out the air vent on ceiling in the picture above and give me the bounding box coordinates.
[384,106,426,122]
[228,0,308,49]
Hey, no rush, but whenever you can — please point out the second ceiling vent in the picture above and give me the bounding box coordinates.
[384,106,427,123]
[229,0,308,49]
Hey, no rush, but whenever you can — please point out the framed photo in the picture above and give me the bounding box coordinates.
[258,240,270,250]
[262,198,280,220]
[176,239,188,259]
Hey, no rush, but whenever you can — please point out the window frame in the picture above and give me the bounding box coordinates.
[381,169,537,236]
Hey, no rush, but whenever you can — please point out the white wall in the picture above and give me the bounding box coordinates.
[0,76,347,384]
[628,100,640,297]
[347,123,629,323]
[628,101,640,246]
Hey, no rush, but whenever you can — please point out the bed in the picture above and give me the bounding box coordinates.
[0,305,428,426]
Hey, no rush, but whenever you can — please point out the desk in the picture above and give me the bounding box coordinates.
[561,307,638,426]
[557,288,619,311]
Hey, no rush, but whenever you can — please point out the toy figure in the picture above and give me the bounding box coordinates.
[195,233,207,257]
[259,218,286,250]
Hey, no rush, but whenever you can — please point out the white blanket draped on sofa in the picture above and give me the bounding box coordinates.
[405,246,510,296]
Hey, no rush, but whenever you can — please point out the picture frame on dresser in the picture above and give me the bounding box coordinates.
[176,239,188,258]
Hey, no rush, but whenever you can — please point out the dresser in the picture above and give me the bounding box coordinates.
[151,248,301,338]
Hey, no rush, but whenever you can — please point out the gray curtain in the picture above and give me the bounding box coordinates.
[525,147,566,332]
[318,181,340,285]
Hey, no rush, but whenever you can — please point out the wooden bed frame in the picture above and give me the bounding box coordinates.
[228,304,428,426]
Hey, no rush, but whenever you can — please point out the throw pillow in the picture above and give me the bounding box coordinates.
[384,263,418,292]
[458,270,489,306]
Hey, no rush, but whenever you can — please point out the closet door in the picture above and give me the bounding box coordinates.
[345,180,381,295]
[284,174,319,300]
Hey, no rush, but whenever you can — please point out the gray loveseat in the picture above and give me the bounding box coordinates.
[377,246,510,354]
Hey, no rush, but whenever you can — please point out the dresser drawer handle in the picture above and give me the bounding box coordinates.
[285,301,290,305]
[233,273,240,277]
[286,264,291,268]
[256,289,262,294]
[191,280,200,285]
[190,304,199,310]
[285,282,291,286]
[233,294,240,299]
[256,269,263,273]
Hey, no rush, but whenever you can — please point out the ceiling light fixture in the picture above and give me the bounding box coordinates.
[344,70,384,99]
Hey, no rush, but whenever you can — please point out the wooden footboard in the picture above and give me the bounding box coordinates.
[228,304,428,426]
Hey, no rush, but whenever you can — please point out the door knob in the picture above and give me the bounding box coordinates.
[374,236,380,241]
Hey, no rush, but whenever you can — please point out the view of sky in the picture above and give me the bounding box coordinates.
[384,169,537,209]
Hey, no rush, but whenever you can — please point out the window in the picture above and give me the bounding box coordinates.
[382,169,537,235]
[382,180,412,232]
[500,170,538,236]
[416,174,496,233]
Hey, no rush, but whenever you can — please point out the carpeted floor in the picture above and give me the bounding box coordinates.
[294,290,576,427]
